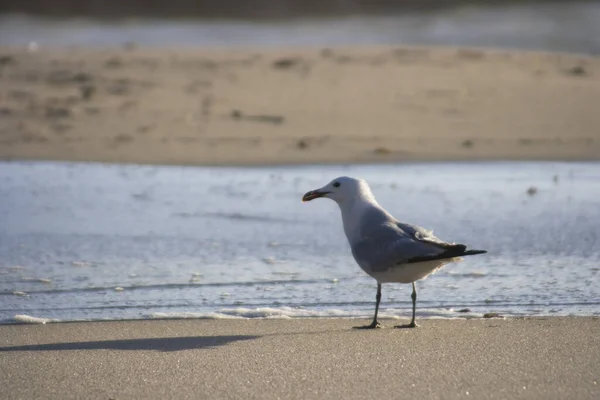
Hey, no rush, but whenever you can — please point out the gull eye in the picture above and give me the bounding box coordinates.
[333,182,341,188]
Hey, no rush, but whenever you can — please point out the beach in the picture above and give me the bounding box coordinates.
[2,3,600,398]
[1,46,599,166]
[1,318,599,399]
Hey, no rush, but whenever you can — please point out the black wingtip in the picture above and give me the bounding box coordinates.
[463,249,487,256]
[404,247,487,264]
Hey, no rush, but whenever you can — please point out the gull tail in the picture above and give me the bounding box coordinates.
[441,245,488,258]
[405,245,487,264]
[461,249,487,256]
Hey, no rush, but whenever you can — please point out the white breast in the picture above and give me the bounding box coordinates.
[369,258,462,284]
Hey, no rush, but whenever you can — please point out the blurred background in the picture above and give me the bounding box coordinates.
[0,0,599,52]
[0,0,597,20]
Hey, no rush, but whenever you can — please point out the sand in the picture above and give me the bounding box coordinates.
[0,318,598,399]
[1,46,599,166]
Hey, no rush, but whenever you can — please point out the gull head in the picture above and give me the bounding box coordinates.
[302,176,373,205]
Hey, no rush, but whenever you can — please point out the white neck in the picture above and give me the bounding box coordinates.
[337,194,381,245]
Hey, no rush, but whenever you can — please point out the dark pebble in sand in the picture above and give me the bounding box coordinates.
[249,115,284,124]
[297,139,308,149]
[483,312,503,319]
[0,55,16,66]
[457,49,485,60]
[80,84,96,100]
[105,57,124,68]
[137,125,153,134]
[47,70,92,85]
[374,147,391,155]
[273,58,300,69]
[0,107,13,116]
[526,186,538,196]
[230,109,284,124]
[462,139,474,148]
[114,133,134,144]
[566,65,586,76]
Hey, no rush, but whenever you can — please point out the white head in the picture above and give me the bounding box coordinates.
[302,176,375,206]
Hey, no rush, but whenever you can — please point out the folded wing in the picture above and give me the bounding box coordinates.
[351,220,485,273]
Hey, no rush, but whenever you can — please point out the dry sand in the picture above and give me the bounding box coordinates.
[1,46,599,166]
[1,318,599,399]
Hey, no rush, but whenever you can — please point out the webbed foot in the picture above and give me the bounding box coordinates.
[353,321,383,329]
[394,321,419,329]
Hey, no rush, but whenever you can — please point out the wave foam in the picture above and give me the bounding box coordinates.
[149,306,469,320]
[13,314,54,324]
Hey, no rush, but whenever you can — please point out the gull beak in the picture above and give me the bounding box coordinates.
[302,189,329,202]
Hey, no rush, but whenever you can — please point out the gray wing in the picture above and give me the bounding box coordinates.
[351,220,459,273]
[395,221,455,248]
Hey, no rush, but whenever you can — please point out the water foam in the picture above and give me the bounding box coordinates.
[13,314,55,324]
[149,306,470,320]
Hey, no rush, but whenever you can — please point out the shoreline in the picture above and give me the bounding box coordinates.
[2,317,599,399]
[0,313,567,326]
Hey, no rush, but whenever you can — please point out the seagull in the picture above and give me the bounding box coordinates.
[302,176,487,329]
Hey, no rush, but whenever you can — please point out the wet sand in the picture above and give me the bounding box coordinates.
[1,46,599,166]
[1,318,599,399]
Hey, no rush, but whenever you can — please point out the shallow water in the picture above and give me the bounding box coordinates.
[1,2,600,54]
[0,161,599,324]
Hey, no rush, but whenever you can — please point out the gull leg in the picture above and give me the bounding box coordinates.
[395,282,419,329]
[354,283,382,329]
